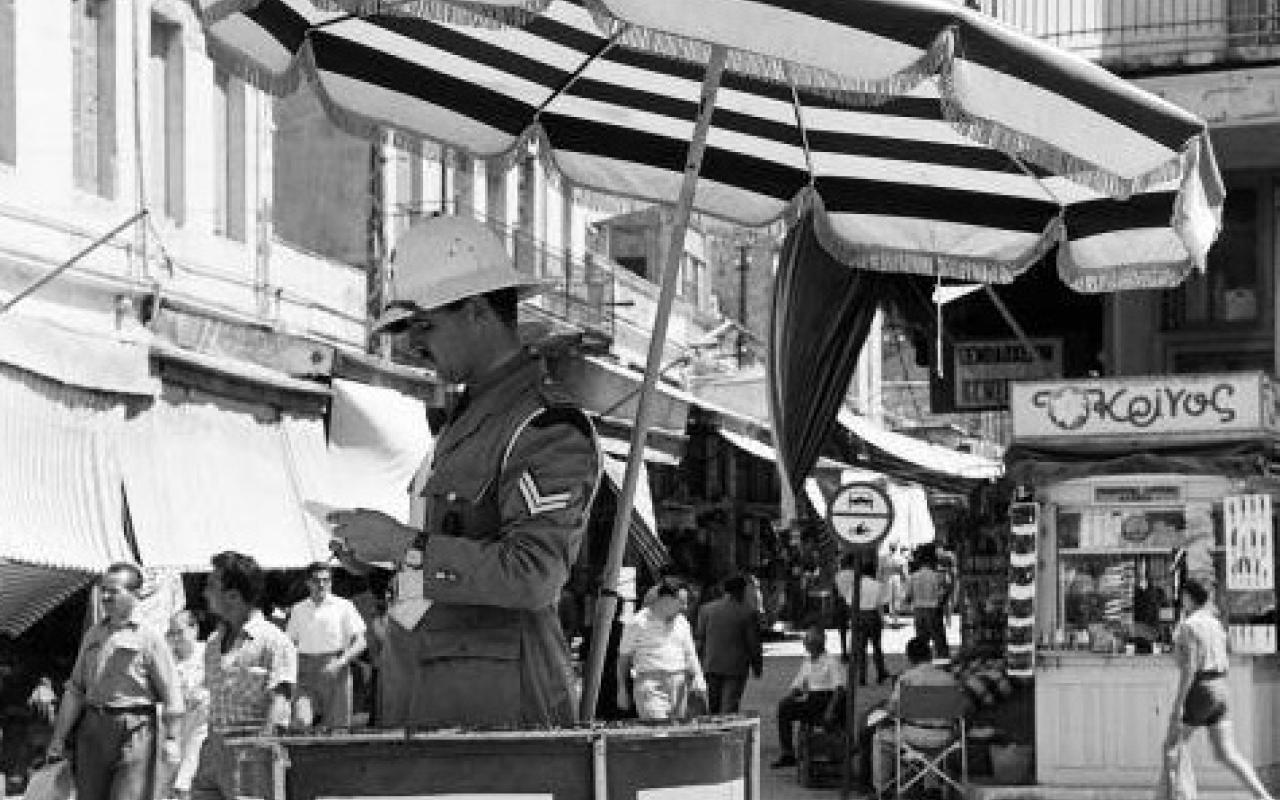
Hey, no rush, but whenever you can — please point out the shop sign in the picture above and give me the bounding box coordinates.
[828,482,894,550]
[1010,372,1276,442]
[951,338,1063,411]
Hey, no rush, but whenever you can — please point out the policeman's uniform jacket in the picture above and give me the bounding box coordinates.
[395,350,601,727]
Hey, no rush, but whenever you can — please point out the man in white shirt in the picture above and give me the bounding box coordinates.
[618,582,706,720]
[772,627,844,768]
[286,562,367,728]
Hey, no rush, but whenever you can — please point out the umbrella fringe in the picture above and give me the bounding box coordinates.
[793,189,1064,286]
[1057,252,1197,294]
[203,35,307,97]
[310,0,551,27]
[199,0,271,26]
[584,6,955,109]
[937,76,1190,201]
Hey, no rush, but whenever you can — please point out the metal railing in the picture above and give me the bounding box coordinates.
[971,0,1280,67]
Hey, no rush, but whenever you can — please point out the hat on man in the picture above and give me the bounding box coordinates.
[373,215,545,333]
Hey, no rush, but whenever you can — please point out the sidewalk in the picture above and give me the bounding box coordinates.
[741,620,960,799]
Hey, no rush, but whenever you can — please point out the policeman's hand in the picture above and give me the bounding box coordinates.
[45,737,66,762]
[323,657,345,677]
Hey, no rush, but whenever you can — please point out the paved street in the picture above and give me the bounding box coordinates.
[743,619,961,799]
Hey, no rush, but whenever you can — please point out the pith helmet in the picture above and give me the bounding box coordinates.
[373,215,544,333]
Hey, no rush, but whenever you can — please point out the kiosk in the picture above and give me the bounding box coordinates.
[1002,373,1280,794]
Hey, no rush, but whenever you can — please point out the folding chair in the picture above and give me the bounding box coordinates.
[887,684,970,799]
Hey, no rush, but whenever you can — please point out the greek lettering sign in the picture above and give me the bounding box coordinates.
[828,483,894,549]
[1010,372,1278,443]
[952,338,1063,411]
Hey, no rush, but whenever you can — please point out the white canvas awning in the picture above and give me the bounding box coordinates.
[0,364,136,571]
[120,390,330,570]
[837,408,1003,486]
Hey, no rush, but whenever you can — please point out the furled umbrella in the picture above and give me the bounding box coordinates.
[195,0,1224,723]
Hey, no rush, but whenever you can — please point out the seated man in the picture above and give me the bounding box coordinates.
[772,627,845,769]
[871,635,972,789]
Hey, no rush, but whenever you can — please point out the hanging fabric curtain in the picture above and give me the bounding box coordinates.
[768,211,891,512]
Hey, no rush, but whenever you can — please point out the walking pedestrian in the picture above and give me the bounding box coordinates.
[851,560,889,685]
[770,627,844,769]
[833,554,857,661]
[45,562,185,800]
[617,583,706,720]
[286,562,367,728]
[905,543,949,660]
[162,610,209,800]
[191,551,297,800]
[695,575,763,714]
[329,214,601,728]
[1162,578,1274,800]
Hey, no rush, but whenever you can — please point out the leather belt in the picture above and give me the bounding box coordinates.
[1195,670,1226,681]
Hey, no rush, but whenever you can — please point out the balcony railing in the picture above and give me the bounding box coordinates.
[971,0,1280,68]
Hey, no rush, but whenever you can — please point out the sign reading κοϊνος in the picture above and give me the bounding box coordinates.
[1010,372,1278,442]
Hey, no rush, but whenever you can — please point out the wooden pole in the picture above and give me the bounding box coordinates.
[580,44,729,721]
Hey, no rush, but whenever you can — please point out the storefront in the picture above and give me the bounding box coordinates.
[1001,372,1280,792]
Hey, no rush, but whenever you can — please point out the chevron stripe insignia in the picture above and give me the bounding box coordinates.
[519,470,572,516]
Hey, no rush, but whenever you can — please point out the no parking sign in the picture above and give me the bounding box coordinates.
[827,482,894,551]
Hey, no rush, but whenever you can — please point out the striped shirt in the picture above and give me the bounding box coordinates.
[205,611,297,728]
[619,609,701,675]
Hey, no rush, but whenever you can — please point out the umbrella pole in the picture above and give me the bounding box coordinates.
[580,44,729,722]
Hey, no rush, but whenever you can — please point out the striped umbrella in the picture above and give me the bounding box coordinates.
[199,0,1222,290]
[196,0,1224,719]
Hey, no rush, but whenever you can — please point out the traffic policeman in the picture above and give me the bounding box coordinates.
[330,215,602,728]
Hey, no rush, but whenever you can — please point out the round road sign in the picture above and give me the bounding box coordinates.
[828,482,894,549]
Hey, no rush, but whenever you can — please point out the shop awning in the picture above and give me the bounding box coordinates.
[120,390,330,570]
[285,378,434,525]
[0,364,137,571]
[718,427,849,472]
[837,408,1003,490]
[0,314,158,396]
[597,434,682,467]
[0,561,94,637]
[600,456,669,575]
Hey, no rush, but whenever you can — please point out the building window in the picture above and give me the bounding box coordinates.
[148,18,184,222]
[72,0,115,197]
[212,68,245,240]
[485,158,506,228]
[393,144,421,241]
[0,0,14,165]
